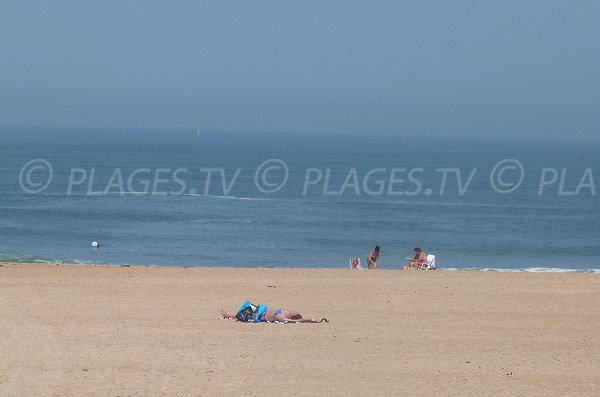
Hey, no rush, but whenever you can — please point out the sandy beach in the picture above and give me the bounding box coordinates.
[1,263,599,396]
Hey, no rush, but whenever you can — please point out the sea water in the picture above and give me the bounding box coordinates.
[0,126,598,271]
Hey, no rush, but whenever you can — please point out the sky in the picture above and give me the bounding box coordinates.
[1,1,598,139]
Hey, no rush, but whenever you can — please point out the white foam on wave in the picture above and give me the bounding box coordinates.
[441,267,600,273]
[0,253,62,264]
[181,193,274,201]
[42,192,274,201]
[354,199,560,211]
[521,267,579,273]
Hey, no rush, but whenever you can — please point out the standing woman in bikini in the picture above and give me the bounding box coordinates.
[367,245,380,269]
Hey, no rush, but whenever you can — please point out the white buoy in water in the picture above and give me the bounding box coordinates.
[91,241,100,248]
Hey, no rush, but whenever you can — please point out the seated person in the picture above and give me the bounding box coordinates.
[404,247,428,270]
[367,245,380,269]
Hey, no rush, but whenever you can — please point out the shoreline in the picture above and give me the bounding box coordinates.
[1,261,599,274]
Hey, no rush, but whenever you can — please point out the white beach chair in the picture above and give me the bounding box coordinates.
[420,254,436,270]
[349,257,362,269]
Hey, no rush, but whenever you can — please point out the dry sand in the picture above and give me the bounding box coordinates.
[1,263,599,396]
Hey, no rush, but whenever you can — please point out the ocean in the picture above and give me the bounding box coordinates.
[1,126,598,271]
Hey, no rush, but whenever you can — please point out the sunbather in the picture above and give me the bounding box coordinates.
[219,306,328,323]
[404,247,428,270]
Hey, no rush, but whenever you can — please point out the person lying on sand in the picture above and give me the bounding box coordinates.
[219,307,328,323]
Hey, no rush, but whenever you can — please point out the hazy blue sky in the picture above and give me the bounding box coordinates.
[1,1,598,139]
